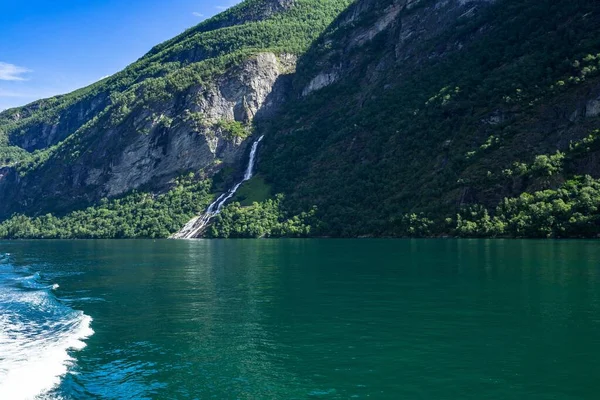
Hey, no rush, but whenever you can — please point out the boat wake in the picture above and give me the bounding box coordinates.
[0,255,94,400]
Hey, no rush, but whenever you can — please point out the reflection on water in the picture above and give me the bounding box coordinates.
[0,239,599,399]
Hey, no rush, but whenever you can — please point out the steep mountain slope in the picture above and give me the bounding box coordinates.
[0,0,352,219]
[242,0,600,237]
[2,0,600,239]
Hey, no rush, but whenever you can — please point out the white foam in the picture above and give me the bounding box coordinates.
[0,273,94,400]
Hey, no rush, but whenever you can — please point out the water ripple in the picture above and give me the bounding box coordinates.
[0,255,94,400]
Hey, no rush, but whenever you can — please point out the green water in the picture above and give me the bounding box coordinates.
[2,239,600,399]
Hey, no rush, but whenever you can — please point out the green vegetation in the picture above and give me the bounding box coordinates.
[183,110,208,131]
[0,176,212,239]
[0,0,354,223]
[550,53,600,92]
[500,151,566,180]
[454,176,600,238]
[0,145,30,166]
[0,0,353,166]
[216,120,251,141]
[233,175,273,206]
[258,0,600,237]
[2,0,600,239]
[208,194,317,238]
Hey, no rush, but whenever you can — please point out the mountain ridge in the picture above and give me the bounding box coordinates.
[2,0,600,239]
[0,0,353,220]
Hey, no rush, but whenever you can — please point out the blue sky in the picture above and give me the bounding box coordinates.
[0,0,241,111]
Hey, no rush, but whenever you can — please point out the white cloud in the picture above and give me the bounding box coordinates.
[0,62,31,81]
[192,11,204,17]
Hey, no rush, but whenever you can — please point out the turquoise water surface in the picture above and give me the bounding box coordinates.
[0,239,599,399]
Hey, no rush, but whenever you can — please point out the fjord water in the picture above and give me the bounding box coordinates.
[1,240,599,399]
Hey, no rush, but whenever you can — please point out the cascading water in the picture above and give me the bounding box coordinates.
[172,135,265,239]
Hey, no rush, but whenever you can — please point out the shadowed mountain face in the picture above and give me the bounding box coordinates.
[1,0,600,238]
[255,0,600,237]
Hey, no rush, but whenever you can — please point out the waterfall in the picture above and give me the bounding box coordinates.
[172,135,265,239]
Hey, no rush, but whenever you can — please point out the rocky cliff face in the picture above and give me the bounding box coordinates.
[0,52,296,218]
[101,52,295,198]
[299,0,497,97]
[2,0,599,238]
[5,93,110,152]
[0,0,354,220]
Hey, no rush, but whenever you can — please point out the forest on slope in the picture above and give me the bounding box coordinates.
[248,0,600,238]
[0,0,352,238]
[1,0,600,239]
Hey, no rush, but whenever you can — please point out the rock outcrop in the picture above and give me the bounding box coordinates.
[300,0,498,97]
[0,50,296,218]
[0,0,349,219]
[102,52,295,198]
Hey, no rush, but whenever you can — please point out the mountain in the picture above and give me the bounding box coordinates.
[1,0,600,239]
[248,0,600,238]
[0,0,352,218]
